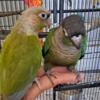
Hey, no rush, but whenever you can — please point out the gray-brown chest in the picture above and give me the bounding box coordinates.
[47,31,81,66]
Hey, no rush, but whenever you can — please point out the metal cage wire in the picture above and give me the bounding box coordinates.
[0,0,100,100]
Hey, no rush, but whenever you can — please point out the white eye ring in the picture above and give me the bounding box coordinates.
[63,28,68,37]
[39,13,49,20]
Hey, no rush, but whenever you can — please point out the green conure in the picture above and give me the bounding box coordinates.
[42,15,87,96]
[42,14,87,72]
[0,7,51,99]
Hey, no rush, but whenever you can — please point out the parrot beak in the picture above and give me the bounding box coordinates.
[45,12,51,28]
[71,35,82,49]
[63,28,81,49]
[45,18,51,28]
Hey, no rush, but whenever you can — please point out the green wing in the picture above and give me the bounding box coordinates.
[0,32,42,95]
[42,28,57,57]
[80,36,87,59]
[42,37,49,57]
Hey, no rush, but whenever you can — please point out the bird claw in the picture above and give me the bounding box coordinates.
[76,72,85,82]
[67,68,84,83]
[33,78,42,90]
[76,72,81,82]
[33,71,57,90]
[45,71,56,86]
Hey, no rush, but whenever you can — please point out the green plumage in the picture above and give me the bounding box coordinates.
[42,15,87,71]
[80,36,87,59]
[0,32,41,95]
[0,7,51,98]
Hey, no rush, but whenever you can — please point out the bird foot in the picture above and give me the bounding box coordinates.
[33,71,57,90]
[67,68,84,83]
[33,78,42,91]
[76,72,85,83]
[45,71,57,86]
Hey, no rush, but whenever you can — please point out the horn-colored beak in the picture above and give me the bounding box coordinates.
[45,18,51,28]
[71,35,82,49]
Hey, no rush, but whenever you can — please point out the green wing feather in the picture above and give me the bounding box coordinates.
[42,28,57,57]
[42,36,49,57]
[0,32,42,95]
[80,36,87,59]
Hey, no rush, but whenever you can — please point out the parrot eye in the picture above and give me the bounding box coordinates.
[39,13,50,20]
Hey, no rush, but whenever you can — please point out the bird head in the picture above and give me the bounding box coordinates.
[15,7,51,35]
[61,15,86,49]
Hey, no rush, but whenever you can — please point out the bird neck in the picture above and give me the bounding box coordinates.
[52,26,79,53]
[62,36,73,45]
[12,16,40,36]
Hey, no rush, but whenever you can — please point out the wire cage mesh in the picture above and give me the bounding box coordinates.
[0,0,100,100]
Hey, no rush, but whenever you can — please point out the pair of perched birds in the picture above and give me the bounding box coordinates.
[0,7,87,99]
